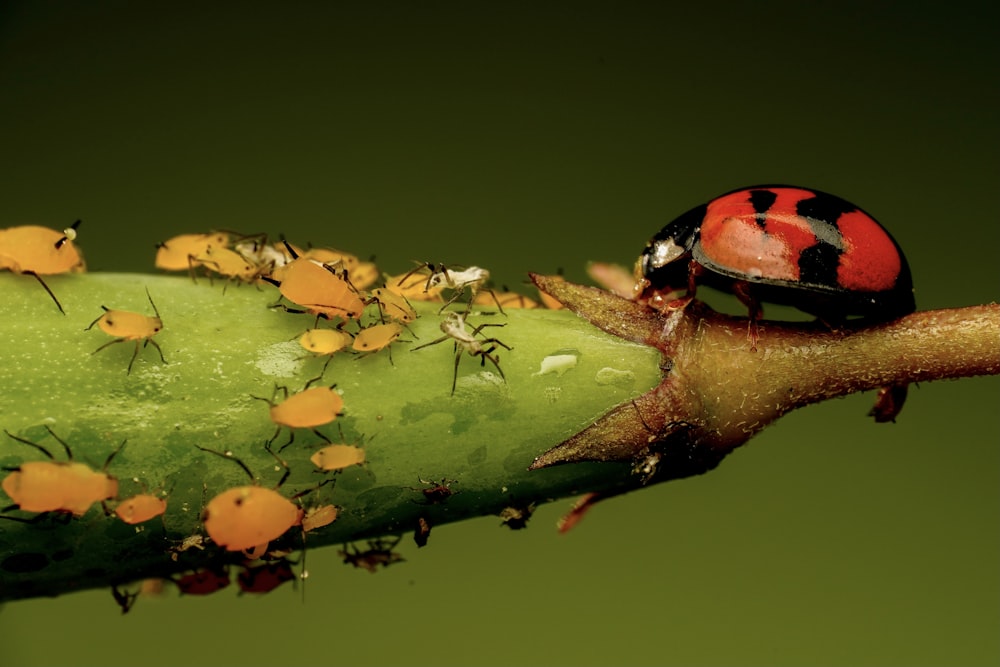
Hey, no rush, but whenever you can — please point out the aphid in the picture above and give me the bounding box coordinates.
[385,269,445,301]
[192,245,260,287]
[349,259,380,290]
[251,384,344,450]
[400,262,498,313]
[1,427,124,518]
[352,321,406,364]
[270,255,367,322]
[339,536,405,574]
[237,558,297,595]
[298,328,354,377]
[114,492,168,525]
[169,534,206,562]
[0,220,85,314]
[411,477,457,504]
[85,288,167,374]
[155,232,230,272]
[499,503,535,530]
[111,584,140,614]
[171,566,231,596]
[301,504,339,532]
[413,516,431,548]
[410,311,512,394]
[310,440,366,472]
[196,446,304,554]
[233,237,300,280]
[370,287,418,323]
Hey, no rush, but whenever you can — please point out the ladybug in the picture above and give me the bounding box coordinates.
[634,185,915,421]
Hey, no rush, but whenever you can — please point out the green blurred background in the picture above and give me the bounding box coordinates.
[1,2,997,665]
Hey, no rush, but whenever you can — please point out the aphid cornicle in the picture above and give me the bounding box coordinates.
[1,427,124,518]
[85,288,167,374]
[0,220,85,314]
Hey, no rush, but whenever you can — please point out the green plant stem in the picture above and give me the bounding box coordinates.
[1,273,998,602]
[0,273,661,601]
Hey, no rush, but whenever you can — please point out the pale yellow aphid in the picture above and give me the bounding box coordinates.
[370,287,417,323]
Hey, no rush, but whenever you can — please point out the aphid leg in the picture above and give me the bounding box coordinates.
[143,338,168,366]
[25,271,66,315]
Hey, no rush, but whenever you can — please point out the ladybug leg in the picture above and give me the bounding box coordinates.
[732,281,763,351]
[868,383,909,423]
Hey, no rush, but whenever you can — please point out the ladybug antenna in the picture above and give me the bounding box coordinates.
[55,219,82,249]
[195,446,256,483]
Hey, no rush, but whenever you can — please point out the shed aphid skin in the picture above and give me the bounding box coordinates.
[301,504,339,532]
[251,384,344,451]
[352,321,408,365]
[85,288,166,375]
[339,536,405,574]
[0,219,85,314]
[154,231,230,273]
[399,262,503,314]
[410,311,512,395]
[1,427,124,518]
[195,446,304,555]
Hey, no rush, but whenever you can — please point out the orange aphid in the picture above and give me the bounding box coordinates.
[299,328,353,356]
[0,221,85,313]
[352,321,405,363]
[155,232,230,272]
[1,427,123,517]
[196,447,303,553]
[348,260,380,290]
[114,493,168,525]
[192,245,260,284]
[310,444,366,472]
[252,385,344,449]
[384,269,445,301]
[301,504,339,532]
[85,288,166,374]
[275,258,366,321]
[370,287,417,323]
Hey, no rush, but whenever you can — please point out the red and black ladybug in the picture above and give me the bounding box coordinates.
[634,185,915,421]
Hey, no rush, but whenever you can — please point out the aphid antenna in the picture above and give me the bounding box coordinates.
[101,439,128,471]
[4,429,58,460]
[195,446,257,484]
[144,286,163,320]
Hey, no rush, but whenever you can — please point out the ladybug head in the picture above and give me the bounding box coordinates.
[638,203,705,290]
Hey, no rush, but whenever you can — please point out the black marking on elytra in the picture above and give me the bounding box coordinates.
[798,241,842,287]
[749,189,778,229]
[796,191,857,227]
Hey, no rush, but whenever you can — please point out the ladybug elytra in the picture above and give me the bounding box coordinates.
[634,185,916,421]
